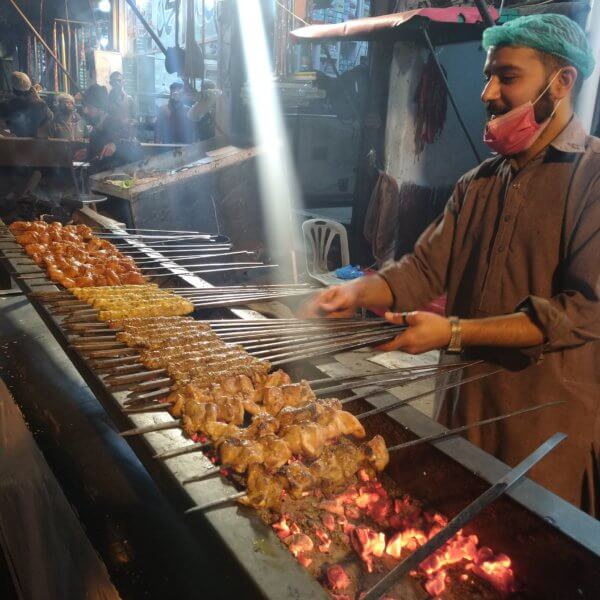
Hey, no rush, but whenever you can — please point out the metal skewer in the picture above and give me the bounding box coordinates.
[147,264,279,277]
[185,491,247,513]
[183,407,566,516]
[354,368,503,412]
[132,251,254,263]
[117,245,233,254]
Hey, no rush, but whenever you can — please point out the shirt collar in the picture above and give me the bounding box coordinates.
[549,115,587,154]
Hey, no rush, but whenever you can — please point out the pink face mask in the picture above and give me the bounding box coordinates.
[483,72,561,156]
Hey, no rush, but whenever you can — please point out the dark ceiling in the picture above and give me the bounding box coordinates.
[0,0,96,30]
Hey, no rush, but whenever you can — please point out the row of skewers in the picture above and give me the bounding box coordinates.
[5,220,147,287]
[49,314,557,518]
[31,283,319,316]
[1,221,319,311]
[1,221,277,286]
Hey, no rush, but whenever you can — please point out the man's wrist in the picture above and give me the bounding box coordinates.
[353,275,394,309]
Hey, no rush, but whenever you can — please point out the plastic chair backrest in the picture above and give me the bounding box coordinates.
[302,218,350,276]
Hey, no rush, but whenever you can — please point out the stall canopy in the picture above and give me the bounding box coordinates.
[291,7,499,46]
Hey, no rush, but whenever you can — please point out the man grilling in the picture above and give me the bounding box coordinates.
[77,84,141,173]
[301,15,600,516]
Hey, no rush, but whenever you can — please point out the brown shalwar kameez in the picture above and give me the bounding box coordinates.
[379,117,600,515]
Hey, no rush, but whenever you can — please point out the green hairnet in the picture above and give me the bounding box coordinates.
[482,14,595,79]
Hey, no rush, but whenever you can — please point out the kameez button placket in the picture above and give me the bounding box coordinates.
[478,177,524,311]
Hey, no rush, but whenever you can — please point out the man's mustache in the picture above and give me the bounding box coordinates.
[486,103,510,118]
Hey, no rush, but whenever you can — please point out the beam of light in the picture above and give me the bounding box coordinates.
[236,0,302,283]
[577,0,600,132]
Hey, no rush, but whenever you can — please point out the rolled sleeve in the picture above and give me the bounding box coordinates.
[516,193,600,355]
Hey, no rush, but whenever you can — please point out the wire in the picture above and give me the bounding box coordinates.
[275,0,310,26]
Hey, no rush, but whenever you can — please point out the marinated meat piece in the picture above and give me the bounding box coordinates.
[281,461,317,499]
[281,422,326,460]
[316,407,366,440]
[362,435,389,472]
[262,381,315,415]
[182,402,218,437]
[242,464,288,511]
[218,438,265,473]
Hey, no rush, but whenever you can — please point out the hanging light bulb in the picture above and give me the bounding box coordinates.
[98,0,111,13]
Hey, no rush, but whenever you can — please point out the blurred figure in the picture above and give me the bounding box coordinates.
[77,83,140,172]
[108,71,136,124]
[0,72,53,137]
[155,80,217,144]
[187,79,218,141]
[49,93,84,141]
[155,81,189,144]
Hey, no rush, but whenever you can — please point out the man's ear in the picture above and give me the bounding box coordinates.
[555,66,578,98]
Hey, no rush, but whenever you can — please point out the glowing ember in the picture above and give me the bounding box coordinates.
[424,569,447,597]
[386,529,428,559]
[272,515,300,540]
[327,564,351,592]
[351,527,386,573]
[358,469,370,482]
[469,548,515,594]
[270,475,515,599]
[287,533,314,557]
[297,555,312,568]
[321,513,336,532]
[314,527,332,553]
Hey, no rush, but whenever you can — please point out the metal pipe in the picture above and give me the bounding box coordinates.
[6,0,80,92]
[123,0,169,55]
[473,0,496,28]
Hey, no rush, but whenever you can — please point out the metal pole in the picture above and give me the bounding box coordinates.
[421,25,482,164]
[473,0,496,28]
[7,0,80,92]
[123,0,168,56]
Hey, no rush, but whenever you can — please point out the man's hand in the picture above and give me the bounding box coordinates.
[99,143,116,159]
[376,311,451,354]
[299,275,395,318]
[298,285,360,318]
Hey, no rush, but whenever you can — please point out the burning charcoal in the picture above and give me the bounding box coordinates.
[272,514,300,540]
[314,527,331,553]
[286,533,314,556]
[469,548,515,594]
[345,505,361,520]
[358,469,370,482]
[366,498,391,525]
[318,498,345,516]
[350,527,386,573]
[355,490,380,509]
[321,513,336,532]
[296,554,312,568]
[424,569,448,597]
[326,564,351,592]
[385,529,428,560]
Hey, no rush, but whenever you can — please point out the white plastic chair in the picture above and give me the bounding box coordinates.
[302,218,350,287]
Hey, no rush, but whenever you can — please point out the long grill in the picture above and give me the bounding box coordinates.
[0,220,599,600]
